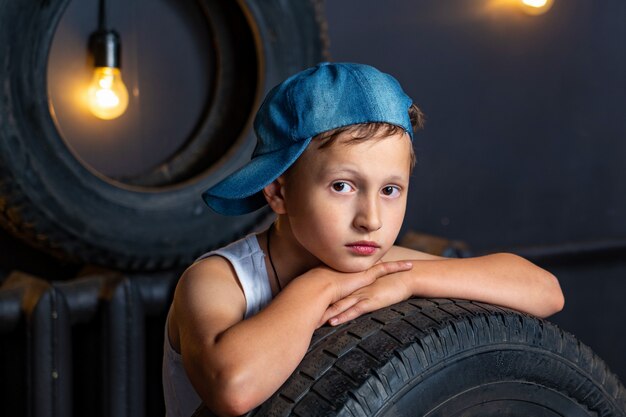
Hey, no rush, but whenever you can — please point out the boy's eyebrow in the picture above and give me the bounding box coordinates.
[323,167,409,183]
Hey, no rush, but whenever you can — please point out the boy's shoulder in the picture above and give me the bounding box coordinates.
[177,255,244,304]
[174,255,246,318]
[174,233,266,314]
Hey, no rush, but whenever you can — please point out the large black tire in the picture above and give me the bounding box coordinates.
[197,299,626,416]
[0,0,327,271]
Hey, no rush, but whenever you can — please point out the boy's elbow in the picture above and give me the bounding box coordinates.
[549,275,565,315]
[220,391,258,417]
[537,270,565,318]
[210,395,255,417]
[201,366,260,417]
[502,253,565,318]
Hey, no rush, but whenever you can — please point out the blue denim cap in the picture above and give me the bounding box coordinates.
[202,62,414,215]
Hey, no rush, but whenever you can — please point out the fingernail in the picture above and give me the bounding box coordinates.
[404,262,413,267]
[329,318,338,326]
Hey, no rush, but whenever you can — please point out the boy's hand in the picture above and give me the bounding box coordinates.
[320,263,413,327]
[312,261,412,328]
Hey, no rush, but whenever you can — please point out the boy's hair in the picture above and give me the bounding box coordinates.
[314,104,425,170]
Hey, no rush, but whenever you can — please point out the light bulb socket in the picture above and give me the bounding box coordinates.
[89,30,121,68]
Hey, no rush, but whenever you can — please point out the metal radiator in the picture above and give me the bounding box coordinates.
[0,270,179,417]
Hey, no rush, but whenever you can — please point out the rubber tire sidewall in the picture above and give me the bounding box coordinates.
[0,0,325,271]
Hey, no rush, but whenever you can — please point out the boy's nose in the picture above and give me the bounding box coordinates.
[353,195,382,232]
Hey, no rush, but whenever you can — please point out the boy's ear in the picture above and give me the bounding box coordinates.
[262,177,287,214]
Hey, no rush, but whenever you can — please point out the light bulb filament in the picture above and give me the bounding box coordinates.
[98,75,114,89]
[95,88,120,108]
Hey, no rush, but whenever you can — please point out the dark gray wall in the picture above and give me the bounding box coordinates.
[325,0,626,380]
[327,0,626,251]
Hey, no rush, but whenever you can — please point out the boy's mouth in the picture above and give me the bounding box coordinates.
[345,241,380,255]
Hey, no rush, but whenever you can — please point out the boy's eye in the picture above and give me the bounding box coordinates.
[381,185,401,197]
[331,182,354,193]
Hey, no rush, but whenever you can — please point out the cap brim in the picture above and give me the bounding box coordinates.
[202,137,313,215]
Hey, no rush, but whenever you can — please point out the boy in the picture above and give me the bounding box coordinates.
[163,62,564,417]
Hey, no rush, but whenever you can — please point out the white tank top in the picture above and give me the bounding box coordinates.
[162,234,272,417]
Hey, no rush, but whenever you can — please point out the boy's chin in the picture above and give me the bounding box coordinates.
[327,256,383,274]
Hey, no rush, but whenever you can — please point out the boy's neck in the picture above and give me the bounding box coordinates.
[264,218,322,286]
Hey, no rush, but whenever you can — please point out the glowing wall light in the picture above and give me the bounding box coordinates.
[520,0,554,15]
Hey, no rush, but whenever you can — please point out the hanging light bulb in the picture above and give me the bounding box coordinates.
[87,66,129,120]
[87,29,129,120]
[520,0,554,15]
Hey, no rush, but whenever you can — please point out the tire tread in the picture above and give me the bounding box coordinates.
[249,298,626,417]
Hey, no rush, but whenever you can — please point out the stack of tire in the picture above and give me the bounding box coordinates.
[1,0,625,415]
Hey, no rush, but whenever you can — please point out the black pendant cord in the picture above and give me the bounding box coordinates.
[91,0,121,69]
[267,223,282,292]
[98,0,107,30]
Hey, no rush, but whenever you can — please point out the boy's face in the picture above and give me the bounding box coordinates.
[279,131,412,273]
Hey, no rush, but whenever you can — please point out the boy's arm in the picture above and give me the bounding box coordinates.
[323,245,564,326]
[172,256,411,417]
